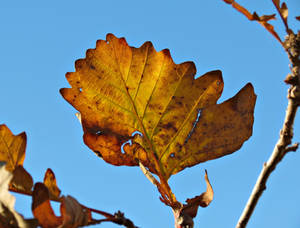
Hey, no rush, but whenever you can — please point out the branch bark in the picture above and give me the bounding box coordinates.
[236,32,300,228]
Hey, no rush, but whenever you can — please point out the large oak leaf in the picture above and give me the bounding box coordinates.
[61,34,256,180]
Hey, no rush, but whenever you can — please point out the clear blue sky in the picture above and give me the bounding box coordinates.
[0,1,299,227]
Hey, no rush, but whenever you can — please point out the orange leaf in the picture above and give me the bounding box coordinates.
[32,183,62,228]
[0,125,26,172]
[44,168,61,201]
[61,34,256,180]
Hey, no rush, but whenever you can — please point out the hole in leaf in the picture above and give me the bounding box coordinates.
[170,153,175,158]
[96,131,101,135]
[121,140,132,154]
[184,109,202,144]
[131,131,143,137]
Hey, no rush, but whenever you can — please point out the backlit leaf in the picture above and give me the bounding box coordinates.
[0,125,26,172]
[32,183,62,228]
[44,169,61,201]
[32,183,92,228]
[61,34,256,180]
[0,125,34,196]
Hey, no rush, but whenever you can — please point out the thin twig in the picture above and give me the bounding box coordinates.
[236,32,300,228]
[236,99,299,228]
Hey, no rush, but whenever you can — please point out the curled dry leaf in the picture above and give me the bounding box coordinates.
[182,170,213,218]
[173,170,213,228]
[32,183,62,228]
[60,196,91,228]
[44,168,61,201]
[32,183,91,228]
[61,34,256,181]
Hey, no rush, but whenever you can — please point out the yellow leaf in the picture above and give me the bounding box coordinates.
[61,34,256,180]
[0,125,26,172]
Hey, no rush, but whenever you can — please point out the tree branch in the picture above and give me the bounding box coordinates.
[236,32,300,228]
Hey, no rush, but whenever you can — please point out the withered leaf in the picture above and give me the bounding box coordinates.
[0,125,26,172]
[32,183,62,228]
[44,169,61,201]
[61,34,256,180]
[10,165,33,194]
[60,196,91,228]
[0,125,34,196]
[0,163,33,228]
[296,16,300,21]
[32,183,92,228]
[182,170,213,218]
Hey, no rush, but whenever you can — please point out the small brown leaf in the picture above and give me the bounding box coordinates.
[32,183,62,228]
[295,16,300,21]
[0,125,26,172]
[44,168,61,201]
[60,196,91,228]
[182,170,213,218]
[10,165,33,194]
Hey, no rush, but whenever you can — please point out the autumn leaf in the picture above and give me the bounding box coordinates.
[0,125,26,172]
[0,162,36,228]
[44,168,61,201]
[0,125,33,195]
[32,183,62,228]
[61,34,256,181]
[32,182,92,228]
[296,16,300,21]
[60,196,91,228]
[10,165,33,194]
